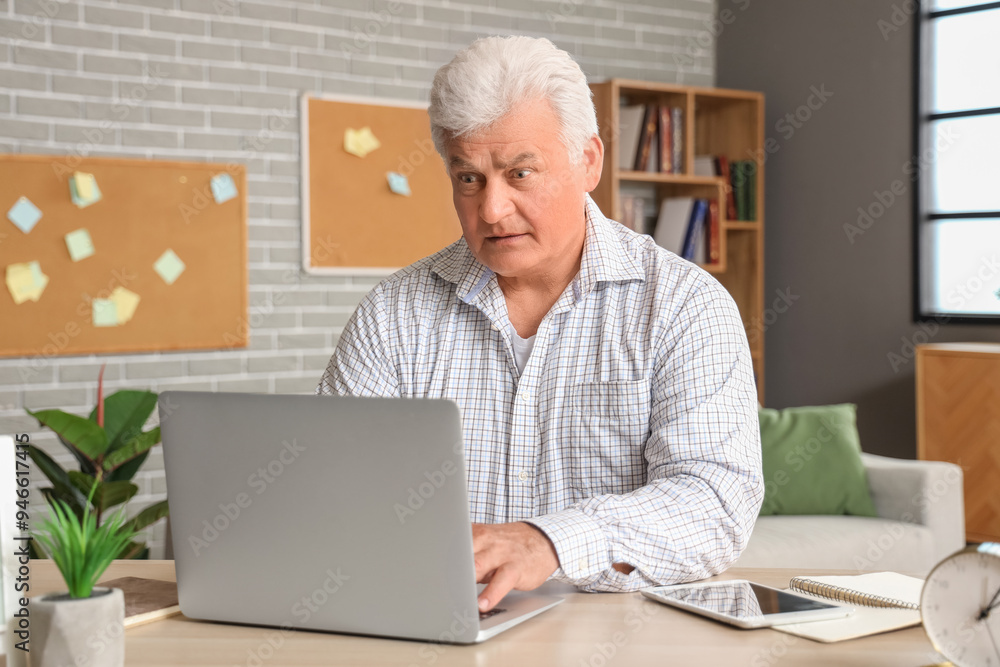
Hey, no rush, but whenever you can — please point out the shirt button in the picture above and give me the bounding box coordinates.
[578,559,588,573]
[520,391,530,402]
[518,471,529,481]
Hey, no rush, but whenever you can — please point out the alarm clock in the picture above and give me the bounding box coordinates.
[921,542,1000,667]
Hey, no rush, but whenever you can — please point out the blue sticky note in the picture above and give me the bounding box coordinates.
[387,172,411,197]
[211,173,238,204]
[7,197,42,234]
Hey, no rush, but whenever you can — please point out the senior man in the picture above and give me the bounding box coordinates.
[317,36,763,612]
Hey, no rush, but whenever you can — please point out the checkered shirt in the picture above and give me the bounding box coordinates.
[316,196,763,592]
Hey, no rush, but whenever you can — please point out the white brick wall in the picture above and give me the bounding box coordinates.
[0,0,718,558]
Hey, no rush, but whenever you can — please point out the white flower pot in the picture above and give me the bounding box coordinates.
[29,587,124,667]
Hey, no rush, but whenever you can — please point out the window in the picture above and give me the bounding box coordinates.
[916,1,1000,321]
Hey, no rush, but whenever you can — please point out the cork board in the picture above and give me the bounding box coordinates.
[0,154,247,358]
[301,93,462,274]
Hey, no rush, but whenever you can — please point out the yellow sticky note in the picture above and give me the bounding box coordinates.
[110,286,140,325]
[344,127,381,158]
[6,261,49,305]
[70,172,102,208]
[92,299,118,327]
[65,228,95,262]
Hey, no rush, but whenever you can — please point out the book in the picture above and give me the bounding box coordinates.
[653,197,695,255]
[773,572,924,643]
[617,105,646,171]
[693,154,716,177]
[715,155,737,220]
[670,107,683,174]
[633,105,658,172]
[707,199,721,264]
[732,161,748,221]
[680,198,708,261]
[619,194,646,235]
[99,577,181,629]
[746,162,756,221]
[658,106,672,173]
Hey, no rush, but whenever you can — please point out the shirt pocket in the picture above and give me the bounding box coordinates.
[568,379,651,496]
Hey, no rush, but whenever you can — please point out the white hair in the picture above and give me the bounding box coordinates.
[428,35,598,163]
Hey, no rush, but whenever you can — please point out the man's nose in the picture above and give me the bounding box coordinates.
[479,179,516,225]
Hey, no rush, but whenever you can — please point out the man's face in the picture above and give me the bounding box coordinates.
[445,98,603,284]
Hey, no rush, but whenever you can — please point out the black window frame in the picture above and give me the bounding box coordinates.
[913,0,1000,323]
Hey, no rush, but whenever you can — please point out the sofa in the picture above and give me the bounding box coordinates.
[734,453,965,575]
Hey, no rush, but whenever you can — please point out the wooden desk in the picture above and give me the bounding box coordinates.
[24,561,942,666]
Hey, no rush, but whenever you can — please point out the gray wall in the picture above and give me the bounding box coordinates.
[0,0,719,557]
[717,0,1000,459]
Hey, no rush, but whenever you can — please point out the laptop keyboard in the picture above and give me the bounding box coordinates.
[479,607,506,621]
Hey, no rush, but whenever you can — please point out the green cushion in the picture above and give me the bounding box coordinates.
[758,403,877,517]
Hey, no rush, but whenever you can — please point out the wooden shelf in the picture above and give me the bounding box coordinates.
[590,78,766,398]
[724,221,761,231]
[617,172,722,185]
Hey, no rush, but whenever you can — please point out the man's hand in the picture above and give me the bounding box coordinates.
[472,522,559,612]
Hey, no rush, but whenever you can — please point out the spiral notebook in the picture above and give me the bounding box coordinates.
[774,572,924,643]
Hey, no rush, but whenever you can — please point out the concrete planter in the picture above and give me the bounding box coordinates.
[29,587,124,667]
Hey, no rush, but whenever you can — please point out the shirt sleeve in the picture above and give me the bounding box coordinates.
[525,279,763,592]
[315,286,401,398]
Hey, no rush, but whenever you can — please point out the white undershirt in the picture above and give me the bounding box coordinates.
[508,324,537,374]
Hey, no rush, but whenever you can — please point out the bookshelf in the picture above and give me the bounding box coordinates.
[589,79,766,397]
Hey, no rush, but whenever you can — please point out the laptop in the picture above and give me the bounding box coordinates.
[158,391,563,643]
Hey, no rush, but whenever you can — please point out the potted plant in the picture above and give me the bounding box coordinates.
[25,364,168,559]
[30,482,137,667]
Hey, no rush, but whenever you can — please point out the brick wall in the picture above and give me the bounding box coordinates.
[0,0,717,557]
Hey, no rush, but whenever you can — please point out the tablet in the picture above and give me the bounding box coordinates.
[641,580,854,629]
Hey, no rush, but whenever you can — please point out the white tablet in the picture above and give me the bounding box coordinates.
[641,580,854,629]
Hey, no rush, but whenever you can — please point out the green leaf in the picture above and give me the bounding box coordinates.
[40,488,85,522]
[102,427,160,473]
[28,447,87,511]
[26,409,108,461]
[66,473,138,512]
[122,500,169,534]
[90,391,158,454]
[57,434,98,476]
[118,540,146,560]
[105,449,149,483]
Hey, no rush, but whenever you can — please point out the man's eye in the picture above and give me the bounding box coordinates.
[513,169,531,179]
[459,174,477,184]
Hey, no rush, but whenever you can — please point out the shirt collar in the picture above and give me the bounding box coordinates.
[430,194,645,304]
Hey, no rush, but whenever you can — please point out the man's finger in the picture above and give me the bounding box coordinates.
[478,565,518,613]
[474,547,501,583]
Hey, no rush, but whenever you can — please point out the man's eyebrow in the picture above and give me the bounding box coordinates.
[448,156,476,170]
[447,153,540,171]
[498,152,538,168]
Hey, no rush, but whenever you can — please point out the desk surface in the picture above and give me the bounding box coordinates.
[26,561,944,667]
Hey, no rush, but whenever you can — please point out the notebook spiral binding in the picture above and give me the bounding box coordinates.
[788,577,921,610]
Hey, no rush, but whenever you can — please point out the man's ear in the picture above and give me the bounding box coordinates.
[581,134,604,193]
